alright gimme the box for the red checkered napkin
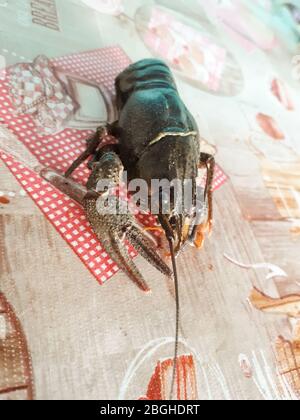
[0,47,228,285]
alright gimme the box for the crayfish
[41,59,215,398]
[53,58,215,292]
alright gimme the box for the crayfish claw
[84,195,171,292]
[84,197,151,292]
[109,232,151,293]
[128,225,172,278]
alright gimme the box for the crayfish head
[135,133,202,253]
[152,183,196,255]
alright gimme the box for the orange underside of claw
[194,230,205,249]
[144,217,214,252]
[194,220,213,249]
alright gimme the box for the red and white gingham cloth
[0,47,228,285]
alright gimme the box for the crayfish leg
[200,152,215,234]
[64,126,108,178]
[190,153,215,248]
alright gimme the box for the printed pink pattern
[8,55,76,135]
[144,7,227,92]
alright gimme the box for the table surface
[0,0,300,400]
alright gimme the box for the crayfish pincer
[63,59,215,292]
